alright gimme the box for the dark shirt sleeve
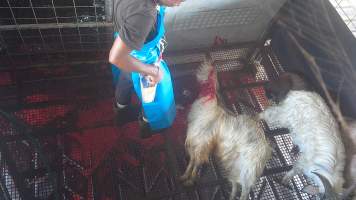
[118,7,156,50]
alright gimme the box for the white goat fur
[181,61,272,200]
[260,90,345,194]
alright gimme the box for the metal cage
[0,0,355,199]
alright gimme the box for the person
[109,0,184,138]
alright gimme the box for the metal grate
[211,48,251,61]
[212,45,316,200]
[0,0,352,198]
[164,52,207,65]
[0,157,21,200]
[329,0,356,37]
[1,38,324,199]
[214,59,245,72]
[0,0,112,70]
[0,0,106,25]
[0,41,329,200]
[0,112,60,200]
[173,7,261,31]
[0,27,112,68]
[95,45,319,200]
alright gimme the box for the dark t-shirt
[113,0,157,50]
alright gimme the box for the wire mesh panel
[0,0,353,199]
[0,111,60,200]
[0,28,111,70]
[0,0,112,70]
[271,0,356,118]
[0,0,106,25]
[92,44,321,200]
[0,56,114,199]
[0,40,342,200]
[329,0,356,37]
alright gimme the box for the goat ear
[302,185,320,195]
[265,75,293,102]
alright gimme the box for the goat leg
[282,168,299,185]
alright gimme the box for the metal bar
[263,166,293,176]
[0,6,99,9]
[105,0,114,22]
[221,81,268,91]
[72,0,84,51]
[93,0,100,49]
[28,0,51,63]
[0,22,113,31]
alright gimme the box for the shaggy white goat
[181,60,272,200]
[307,121,356,200]
[259,73,345,197]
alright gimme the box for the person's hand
[146,64,163,86]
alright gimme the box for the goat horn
[311,171,338,199]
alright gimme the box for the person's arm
[109,36,163,84]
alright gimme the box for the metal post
[0,22,113,31]
[105,0,114,23]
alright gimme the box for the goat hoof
[182,179,195,187]
[179,175,188,182]
[281,176,291,186]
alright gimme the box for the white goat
[181,60,272,200]
[259,72,345,198]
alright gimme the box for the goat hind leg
[180,156,202,186]
[181,138,214,185]
[229,182,241,200]
[180,156,196,182]
[239,176,256,200]
[182,159,200,186]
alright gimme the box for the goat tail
[196,58,216,83]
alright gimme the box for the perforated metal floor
[91,44,318,200]
[0,44,318,200]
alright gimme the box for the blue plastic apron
[111,6,176,131]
